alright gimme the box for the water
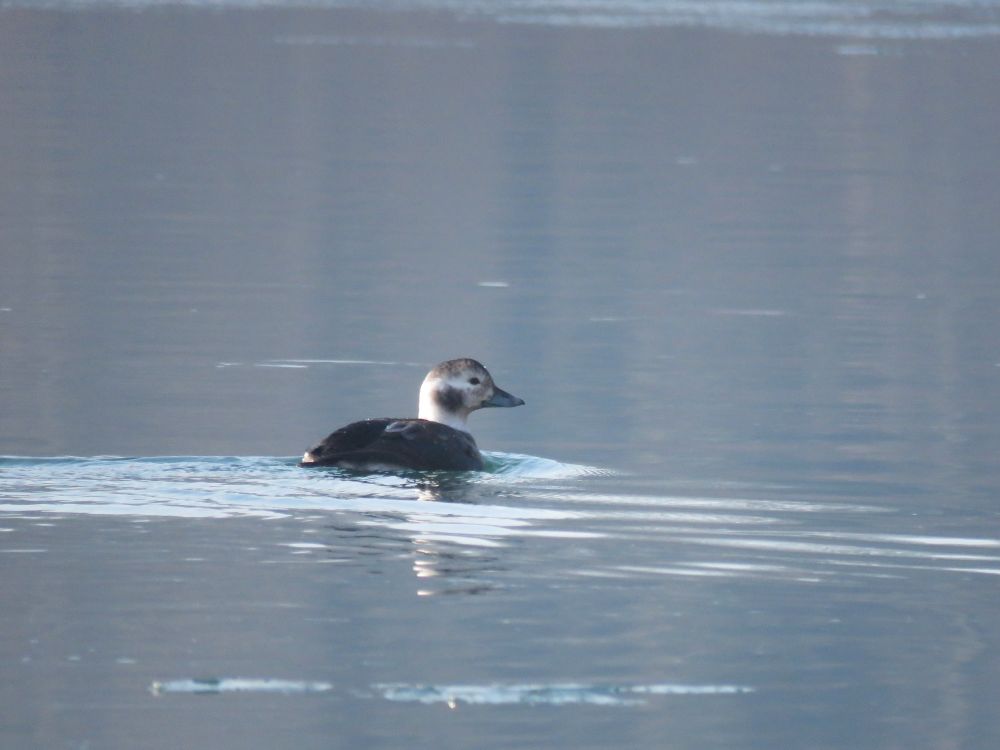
[2,1,1000,748]
[4,454,996,746]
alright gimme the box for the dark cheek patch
[435,386,464,412]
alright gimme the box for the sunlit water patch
[273,33,477,49]
[151,678,334,695]
[477,0,1000,38]
[5,0,1000,39]
[0,455,602,558]
[149,678,753,705]
[2,456,996,584]
[375,681,755,706]
[216,358,426,370]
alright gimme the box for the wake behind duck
[299,358,524,472]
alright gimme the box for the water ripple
[3,456,996,582]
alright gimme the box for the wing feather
[300,419,484,471]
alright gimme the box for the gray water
[2,2,1000,748]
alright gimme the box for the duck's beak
[483,386,525,408]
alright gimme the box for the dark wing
[300,418,484,471]
[304,418,397,459]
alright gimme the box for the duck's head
[418,358,525,431]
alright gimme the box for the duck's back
[299,418,485,471]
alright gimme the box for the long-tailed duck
[299,358,524,472]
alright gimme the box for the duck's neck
[418,386,471,433]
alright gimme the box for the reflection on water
[0,453,598,517]
[4,451,994,745]
[3,456,997,589]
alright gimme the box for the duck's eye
[468,377,481,385]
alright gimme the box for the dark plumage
[300,418,485,471]
[299,358,524,472]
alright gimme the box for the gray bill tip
[484,386,524,408]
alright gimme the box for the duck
[299,358,524,472]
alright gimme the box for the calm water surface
[1,2,1000,749]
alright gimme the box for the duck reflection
[308,468,574,596]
